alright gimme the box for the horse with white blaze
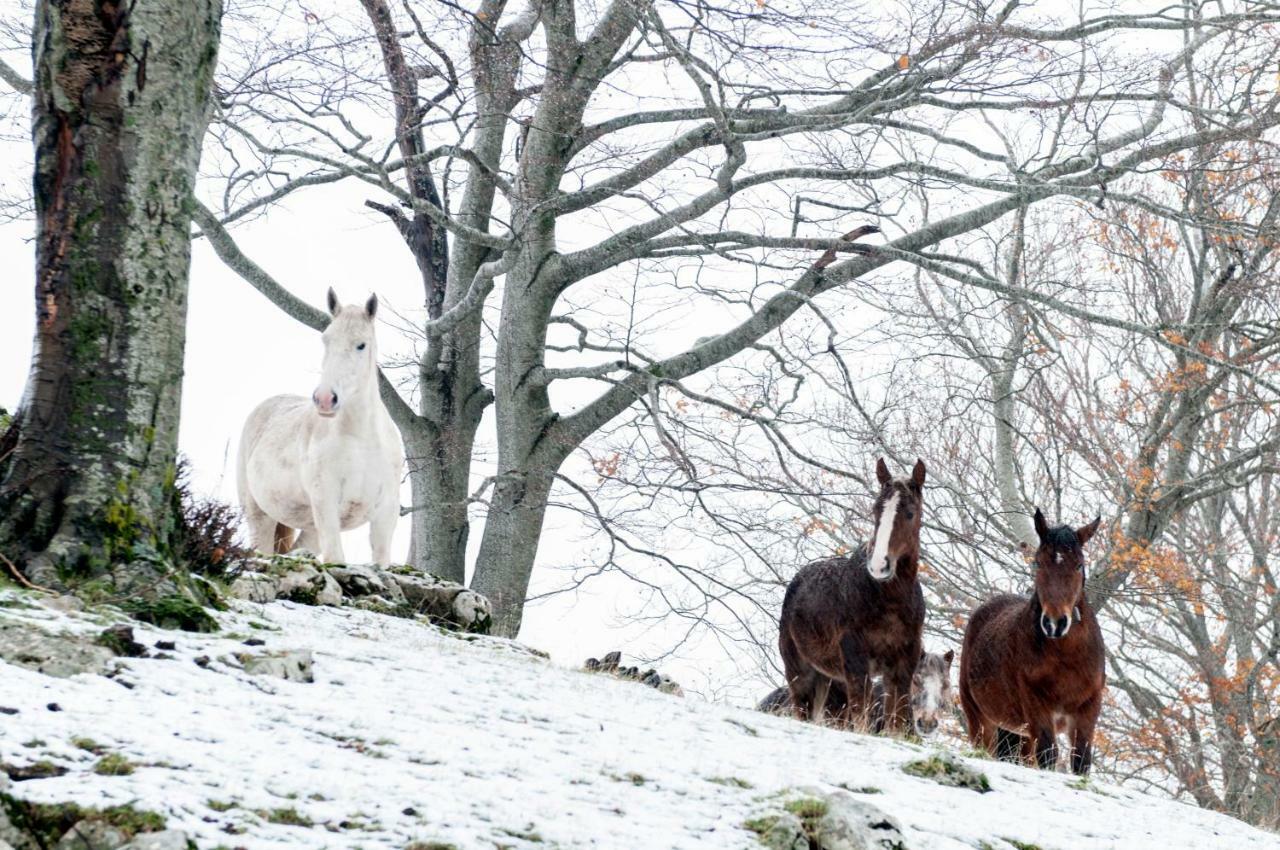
[237,289,405,566]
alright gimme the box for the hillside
[0,587,1275,850]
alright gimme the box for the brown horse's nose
[1040,612,1071,639]
[915,717,939,735]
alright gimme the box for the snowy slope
[0,589,1275,850]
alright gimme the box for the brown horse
[959,509,1105,774]
[779,458,926,732]
[759,649,954,736]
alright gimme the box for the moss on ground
[123,594,217,632]
[903,753,991,793]
[0,794,165,848]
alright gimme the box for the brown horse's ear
[1076,516,1102,546]
[327,287,340,317]
[911,458,926,490]
[1033,508,1049,541]
[943,649,954,666]
[365,293,378,319]
[875,457,892,486]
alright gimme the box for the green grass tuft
[261,806,313,827]
[903,753,991,793]
[93,753,136,776]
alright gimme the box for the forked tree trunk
[0,0,222,587]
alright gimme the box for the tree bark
[0,0,222,586]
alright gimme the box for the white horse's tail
[273,524,294,554]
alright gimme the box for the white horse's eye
[356,343,366,351]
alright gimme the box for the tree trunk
[0,0,222,586]
[471,464,556,637]
[404,416,480,583]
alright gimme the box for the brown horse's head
[910,649,954,736]
[866,457,926,581]
[1031,508,1101,639]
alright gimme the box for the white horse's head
[313,288,378,418]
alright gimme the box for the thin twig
[0,550,55,594]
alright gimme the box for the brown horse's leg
[811,677,831,724]
[836,636,875,730]
[958,678,987,749]
[1070,695,1102,775]
[1026,724,1058,770]
[881,664,912,735]
[780,627,816,721]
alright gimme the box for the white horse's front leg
[312,501,346,565]
[369,497,398,568]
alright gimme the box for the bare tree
[185,0,1280,636]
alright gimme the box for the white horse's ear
[365,294,378,319]
[327,287,340,317]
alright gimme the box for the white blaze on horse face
[913,677,944,734]
[314,308,375,418]
[868,489,900,580]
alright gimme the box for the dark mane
[1042,525,1079,550]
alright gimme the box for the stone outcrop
[0,621,118,679]
[226,555,492,634]
[583,650,684,696]
[747,787,907,850]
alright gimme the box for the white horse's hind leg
[240,487,281,556]
[292,528,320,555]
[369,499,398,567]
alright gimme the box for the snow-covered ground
[1,589,1276,850]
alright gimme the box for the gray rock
[799,787,906,850]
[227,573,278,604]
[42,595,85,614]
[390,571,491,632]
[241,650,314,683]
[328,564,405,603]
[116,831,191,850]
[0,791,36,850]
[450,590,492,632]
[278,565,342,607]
[0,621,117,678]
[750,811,808,850]
[54,820,127,850]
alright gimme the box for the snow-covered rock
[0,587,1276,850]
[226,556,491,632]
[238,649,314,683]
[0,619,117,678]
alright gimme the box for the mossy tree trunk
[0,0,223,588]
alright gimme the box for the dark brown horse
[959,509,1105,774]
[779,458,926,732]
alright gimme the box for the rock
[54,819,127,850]
[449,590,492,632]
[0,781,37,850]
[116,830,191,850]
[810,788,906,850]
[329,564,405,603]
[277,565,343,607]
[748,811,808,850]
[240,650,314,683]
[42,596,84,614]
[95,626,147,658]
[386,570,491,632]
[0,621,117,678]
[227,573,278,604]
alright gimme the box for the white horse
[237,289,405,566]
